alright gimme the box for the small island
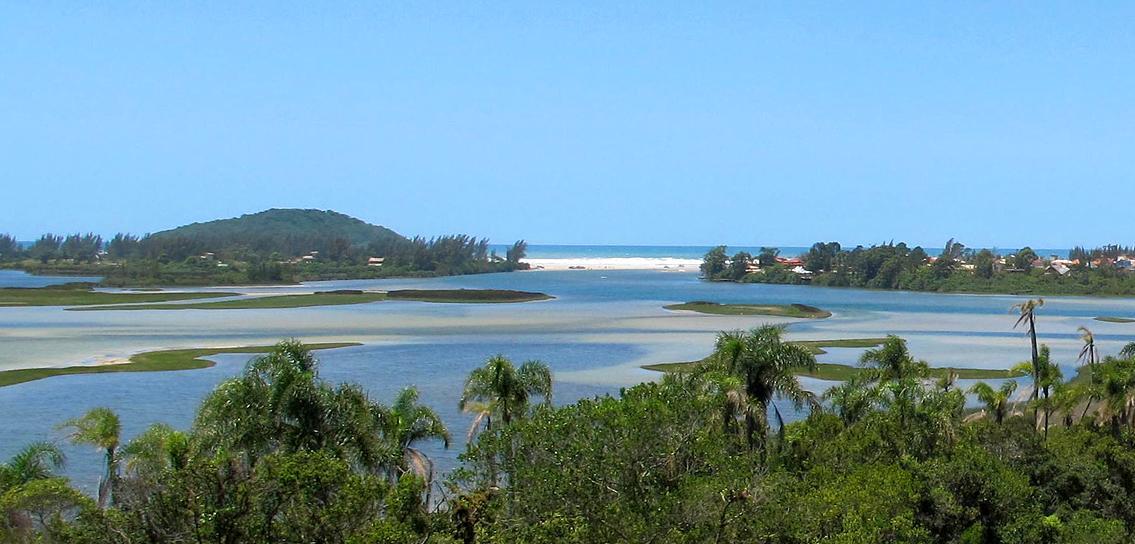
[0,283,240,307]
[68,288,553,311]
[0,342,361,387]
[385,289,553,303]
[665,301,831,319]
[1095,316,1135,323]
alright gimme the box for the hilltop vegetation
[149,208,405,254]
[0,209,530,286]
[701,239,1135,296]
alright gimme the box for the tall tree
[727,251,753,280]
[459,356,552,430]
[1012,298,1044,424]
[0,234,20,261]
[121,423,190,480]
[1013,346,1063,438]
[381,387,450,482]
[701,245,728,278]
[194,340,386,472]
[757,247,780,268]
[59,407,121,508]
[0,443,64,491]
[1013,247,1039,271]
[711,326,817,454]
[968,381,1018,424]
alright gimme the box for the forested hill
[1,208,530,285]
[150,209,406,257]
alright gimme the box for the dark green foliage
[700,245,728,278]
[703,240,1135,295]
[150,208,405,257]
[803,241,841,272]
[29,234,63,264]
[0,234,20,262]
[14,339,1135,542]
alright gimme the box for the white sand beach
[522,257,703,271]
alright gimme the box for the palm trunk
[1043,388,1050,440]
[97,447,115,508]
[1029,315,1040,426]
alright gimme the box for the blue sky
[1,2,1132,247]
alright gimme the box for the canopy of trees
[702,240,1135,296]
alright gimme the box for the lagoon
[1,268,1134,493]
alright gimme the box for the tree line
[7,305,1135,542]
[0,230,530,286]
[701,240,1135,295]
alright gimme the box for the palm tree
[122,423,190,479]
[0,442,64,491]
[459,355,553,433]
[858,336,928,433]
[59,407,121,508]
[711,326,817,454]
[194,340,387,472]
[1121,342,1135,360]
[381,387,450,482]
[1013,346,1063,438]
[823,375,878,426]
[968,381,1018,424]
[1,442,69,535]
[1098,356,1135,434]
[1011,298,1044,422]
[859,335,929,382]
[1075,327,1104,421]
[1078,326,1098,374]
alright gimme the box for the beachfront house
[367,257,385,267]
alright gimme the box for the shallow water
[1,268,1133,492]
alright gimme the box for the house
[301,255,315,262]
[776,257,804,267]
[367,257,385,267]
[1045,263,1071,276]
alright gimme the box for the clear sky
[2,2,1132,248]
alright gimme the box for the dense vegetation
[0,209,530,286]
[700,240,1135,295]
[8,305,1135,542]
[6,302,1135,540]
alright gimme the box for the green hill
[154,209,404,246]
[149,209,406,257]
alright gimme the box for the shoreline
[522,257,703,271]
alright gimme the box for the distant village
[741,252,1135,280]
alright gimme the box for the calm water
[1,266,1132,492]
[0,270,101,288]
